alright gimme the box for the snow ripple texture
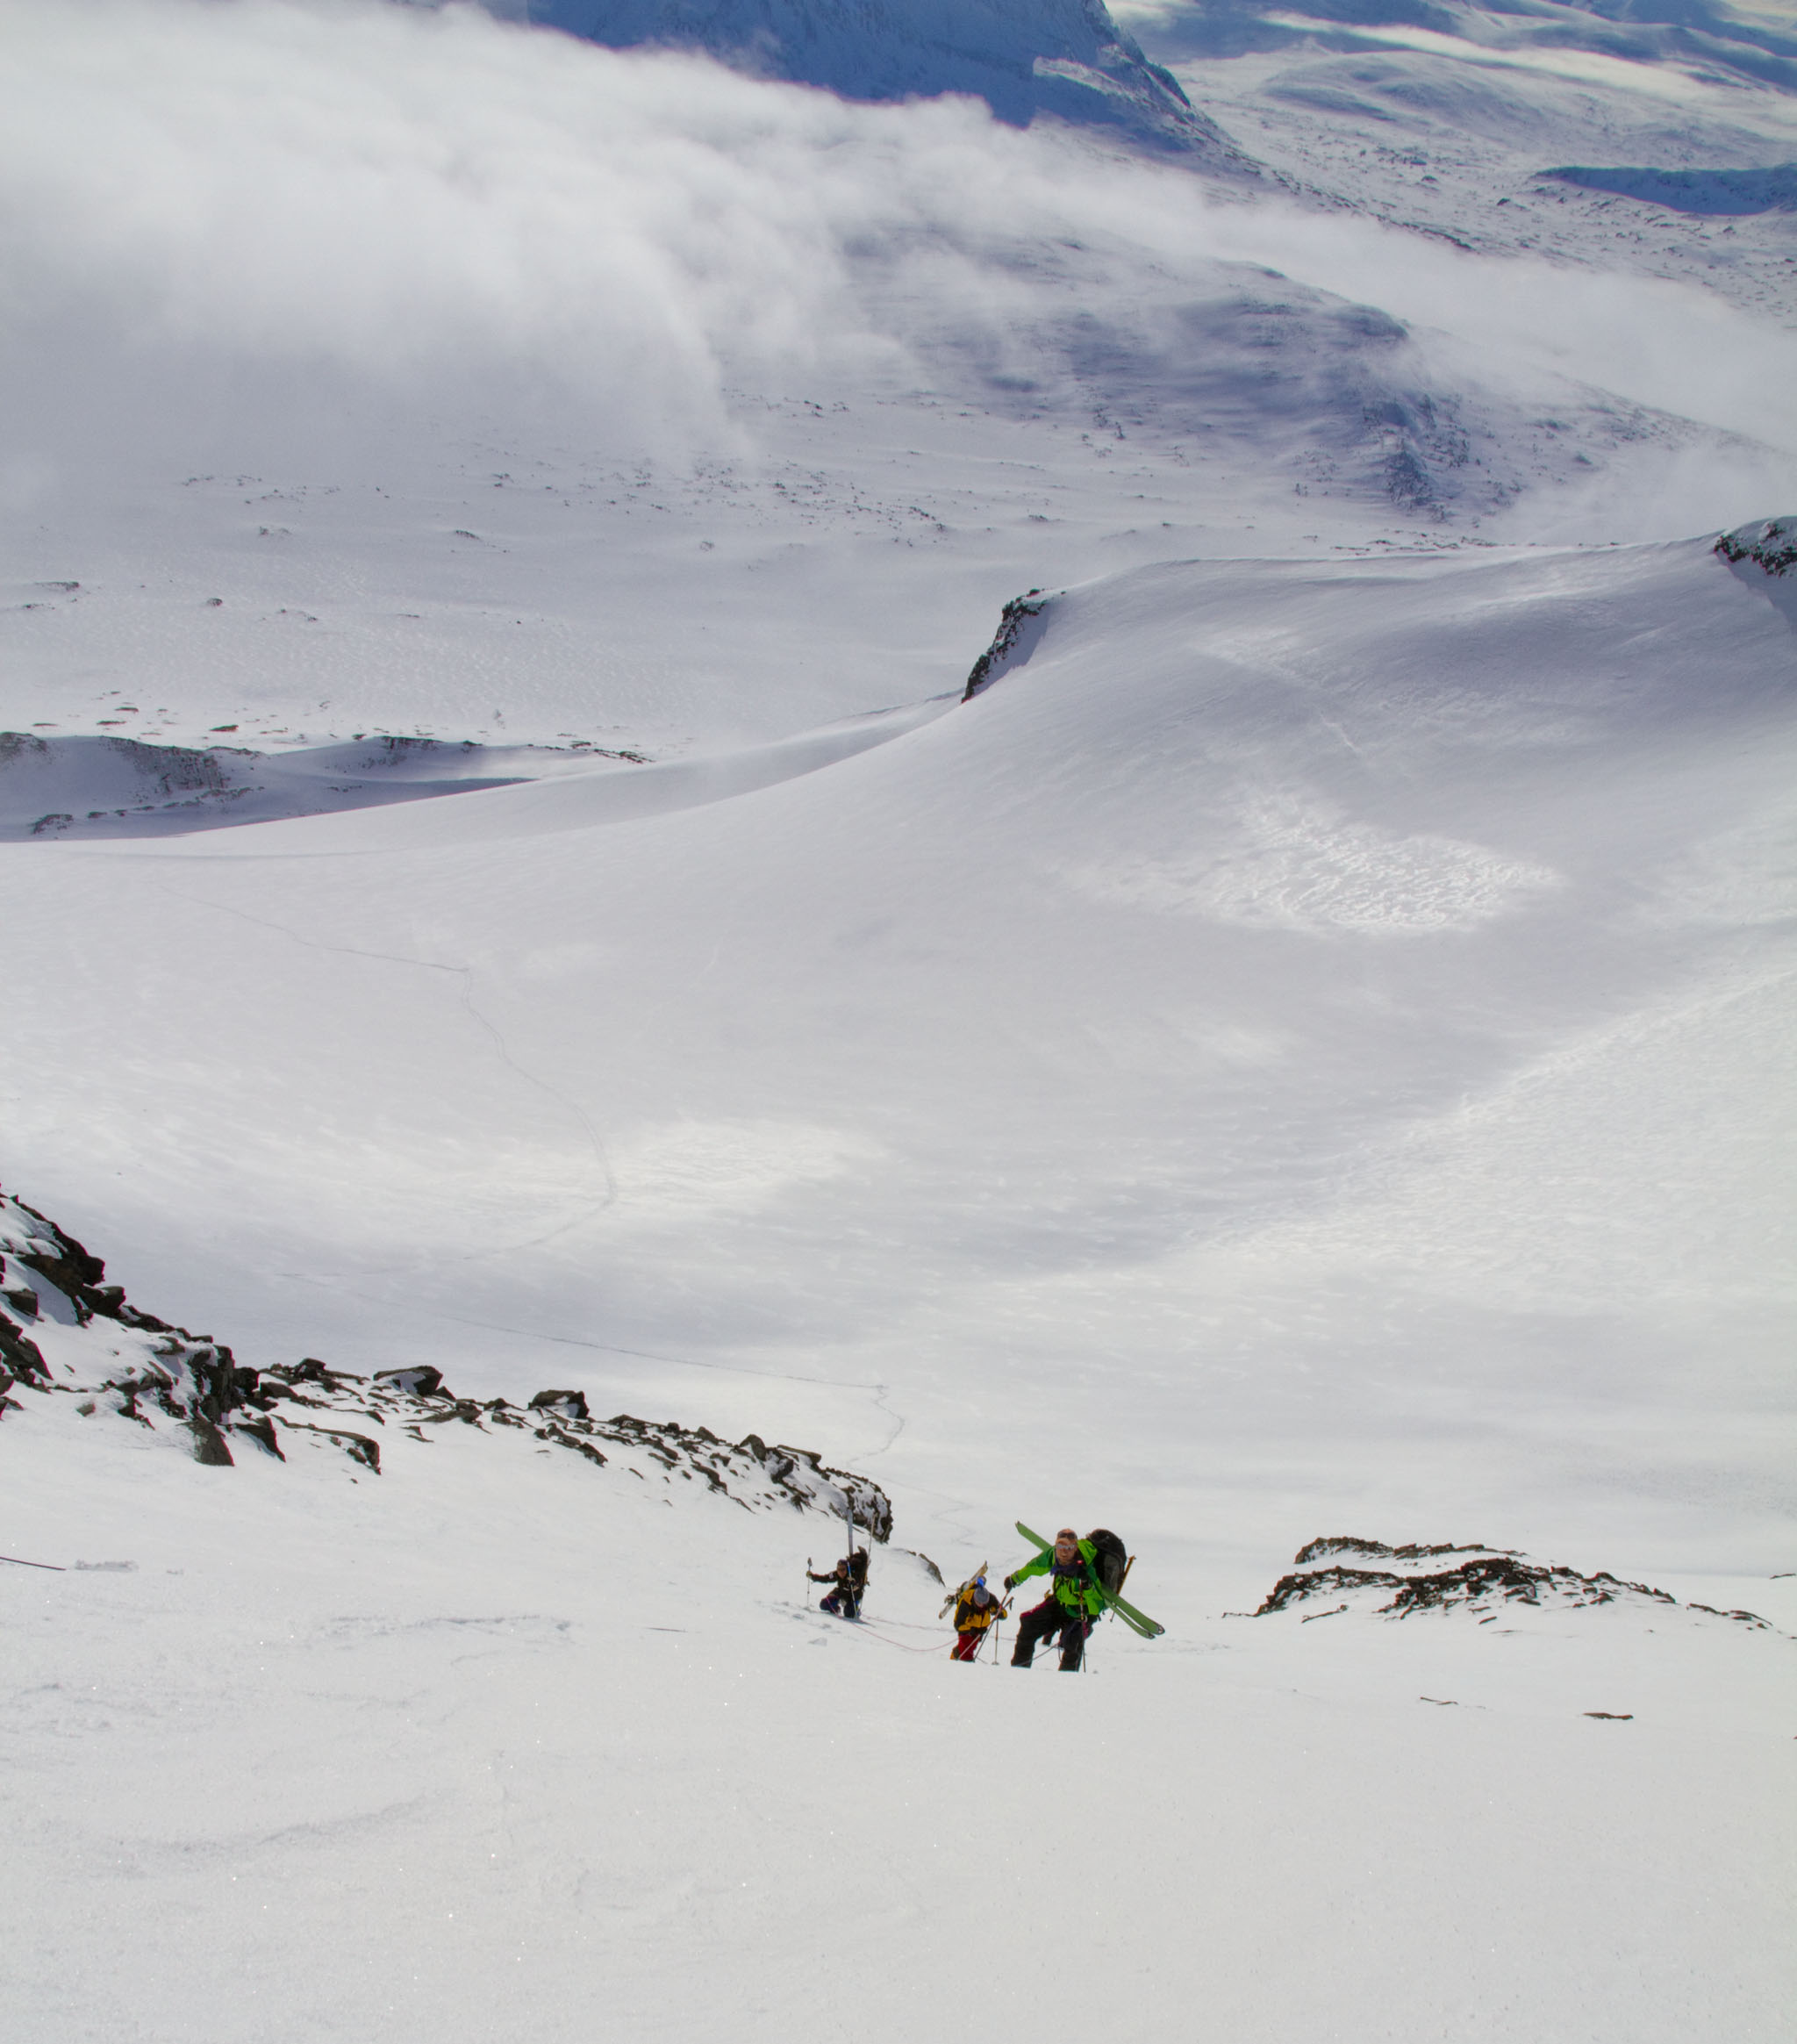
[1068,792,1563,935]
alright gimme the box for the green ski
[1014,1520,1165,1639]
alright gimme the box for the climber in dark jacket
[808,1547,869,1617]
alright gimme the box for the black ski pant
[1011,1600,1088,1671]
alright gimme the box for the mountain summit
[526,0,1247,154]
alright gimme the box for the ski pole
[841,1495,856,1618]
[805,1555,813,1608]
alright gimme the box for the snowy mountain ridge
[1116,0,1797,93]
[519,0,1249,154]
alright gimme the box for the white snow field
[3,2,1796,2040]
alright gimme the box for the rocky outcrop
[963,591,1049,699]
[0,1194,173,1333]
[1292,1535,1504,1566]
[1,1184,892,1536]
[1254,1536,1769,1628]
[1715,516,1797,577]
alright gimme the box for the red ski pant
[950,1630,987,1660]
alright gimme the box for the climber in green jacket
[1005,1528,1106,1671]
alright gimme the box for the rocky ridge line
[1256,1536,1768,1628]
[0,1187,891,1539]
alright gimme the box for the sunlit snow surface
[3,3,1795,2040]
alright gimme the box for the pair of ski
[1013,1522,1165,1639]
[939,1561,1007,1621]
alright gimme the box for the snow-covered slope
[526,0,1243,153]
[1121,0,1797,323]
[7,526,1792,1564]
[5,6,1795,2037]
[6,1187,1793,2043]
[1120,0,1797,91]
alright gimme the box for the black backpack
[1085,1529,1128,1598]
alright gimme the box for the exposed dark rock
[233,1414,285,1460]
[1715,515,1797,576]
[529,1388,591,1420]
[282,1421,382,1474]
[1,1268,40,1318]
[4,1196,107,1312]
[0,1309,48,1383]
[537,1422,608,1468]
[189,1416,235,1467]
[1256,1538,1771,1629]
[964,592,1048,700]
[1292,1536,1501,1566]
[1686,1602,1771,1625]
[376,1365,446,1399]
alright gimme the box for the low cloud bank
[0,0,1791,519]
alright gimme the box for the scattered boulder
[376,1365,446,1399]
[528,1388,590,1420]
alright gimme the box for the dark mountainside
[527,0,1256,155]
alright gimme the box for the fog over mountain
[520,0,1244,148]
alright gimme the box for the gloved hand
[1002,1575,1015,1591]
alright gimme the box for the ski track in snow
[150,879,624,1261]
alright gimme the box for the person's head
[972,1581,992,1607]
[1054,1528,1078,1559]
